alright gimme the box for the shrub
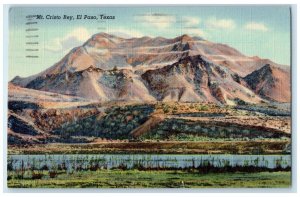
[197,105,209,111]
[162,104,170,113]
[49,171,57,178]
[112,66,118,71]
[31,171,43,179]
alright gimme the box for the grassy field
[8,140,290,155]
[7,170,291,188]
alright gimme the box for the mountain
[141,55,262,103]
[11,33,290,104]
[244,64,291,102]
[21,66,156,102]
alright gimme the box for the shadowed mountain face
[141,55,262,103]
[11,33,290,104]
[244,64,291,102]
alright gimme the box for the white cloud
[185,28,206,37]
[136,13,176,28]
[182,16,201,26]
[244,22,268,32]
[46,27,147,54]
[46,27,90,53]
[109,28,145,38]
[205,17,236,29]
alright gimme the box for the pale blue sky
[9,6,291,79]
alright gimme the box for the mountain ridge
[10,33,291,104]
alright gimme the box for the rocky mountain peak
[177,34,193,42]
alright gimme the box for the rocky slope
[244,64,291,102]
[141,55,262,104]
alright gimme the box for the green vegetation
[139,117,289,141]
[155,102,212,114]
[141,134,290,142]
[7,170,291,188]
[197,105,209,111]
[54,104,154,140]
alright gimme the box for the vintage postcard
[7,5,292,188]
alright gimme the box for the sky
[8,6,291,79]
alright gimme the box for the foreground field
[7,100,291,188]
[7,170,291,188]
